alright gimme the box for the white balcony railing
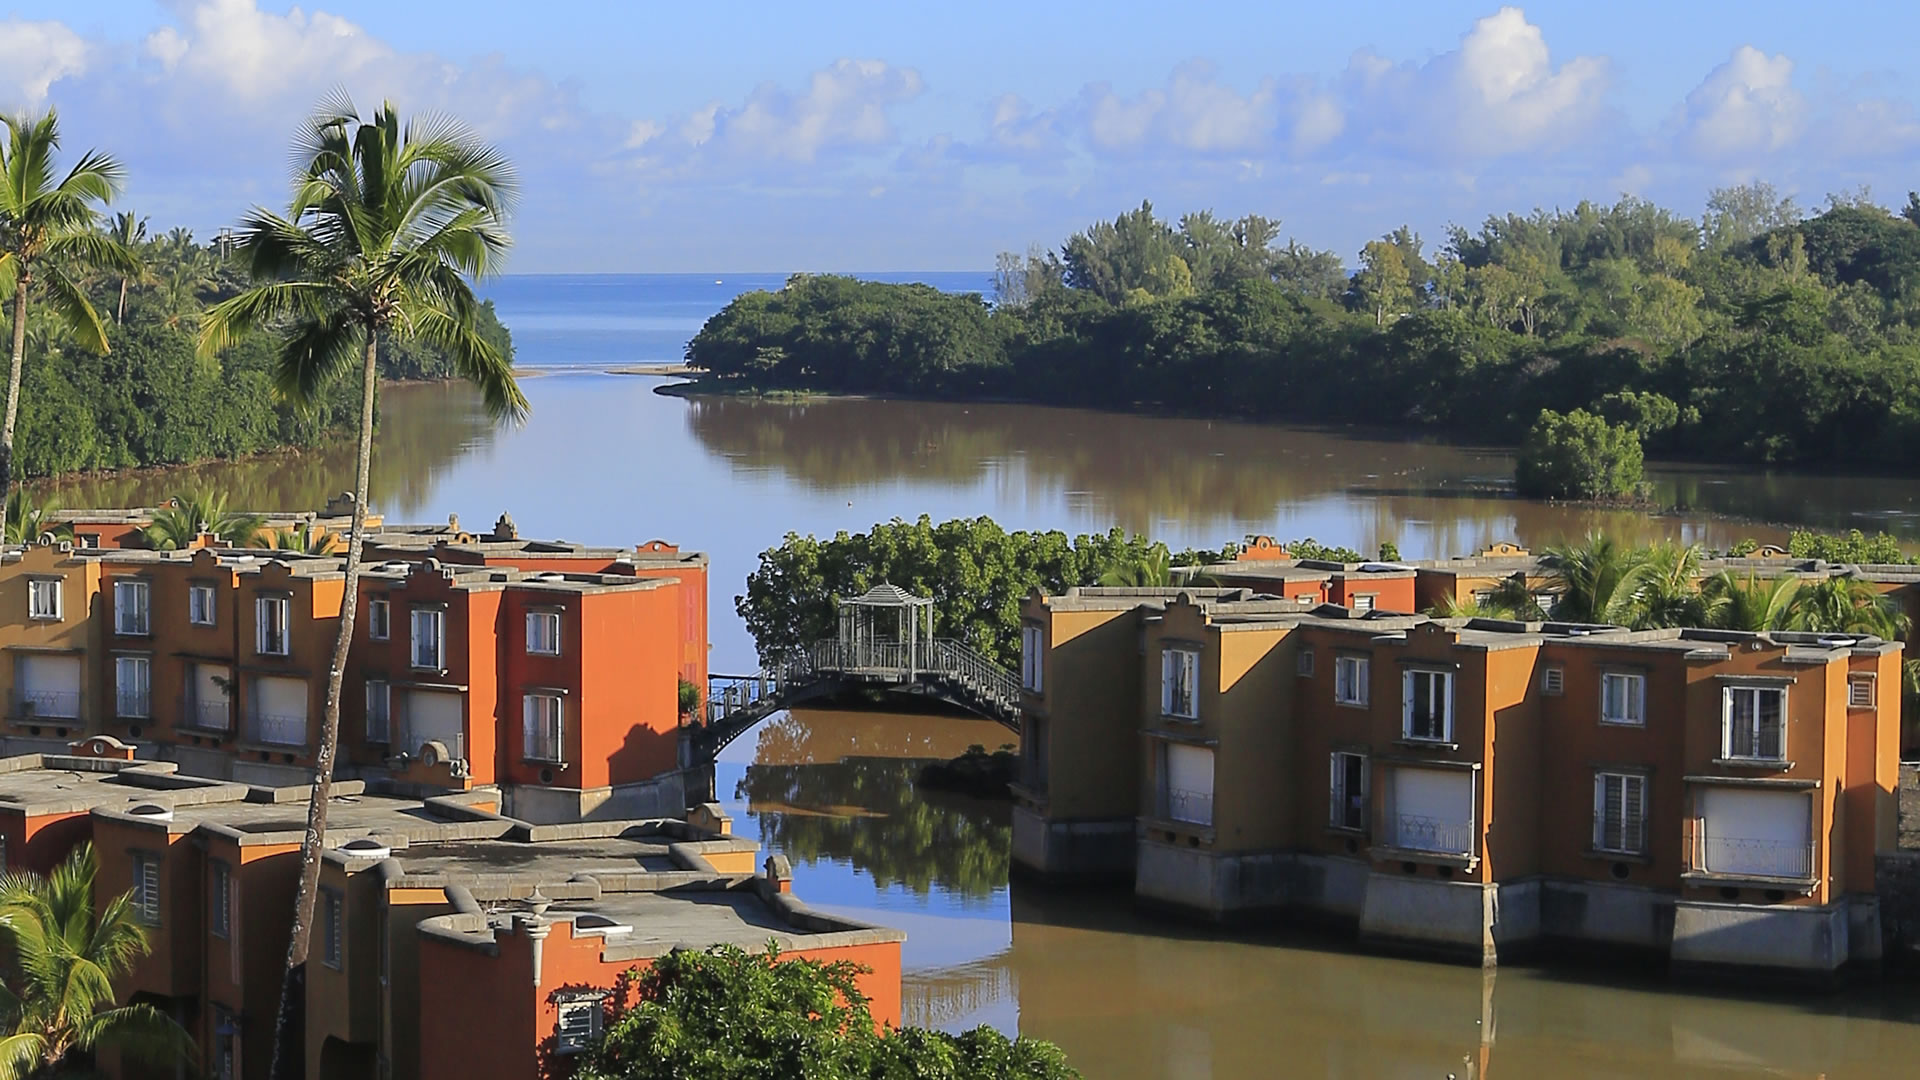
[1389,814,1474,856]
[115,691,151,719]
[247,712,308,747]
[1161,787,1214,827]
[11,689,80,720]
[181,697,231,733]
[1693,833,1814,881]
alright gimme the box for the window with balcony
[27,578,60,621]
[1600,672,1645,726]
[365,680,390,743]
[523,694,564,763]
[1157,741,1214,827]
[185,662,232,733]
[1329,751,1368,831]
[1334,654,1369,706]
[189,583,216,626]
[114,579,150,636]
[368,599,391,641]
[555,994,606,1054]
[321,887,343,969]
[1401,669,1453,742]
[115,655,150,719]
[132,852,161,926]
[1694,786,1811,880]
[1161,647,1199,720]
[411,608,444,670]
[1592,772,1646,855]
[1020,624,1044,693]
[255,595,290,656]
[1386,767,1474,857]
[526,610,562,656]
[210,860,231,939]
[1723,685,1786,761]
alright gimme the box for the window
[114,579,150,635]
[1296,648,1315,677]
[1158,742,1214,826]
[132,852,161,926]
[321,887,343,969]
[1592,772,1647,855]
[1541,666,1564,695]
[1334,654,1369,706]
[255,595,289,656]
[115,656,151,718]
[1600,672,1645,726]
[189,583,216,626]
[1402,669,1453,742]
[1849,674,1877,709]
[27,578,60,621]
[1160,647,1199,720]
[1330,752,1368,831]
[1723,686,1787,761]
[410,608,444,670]
[523,694,564,763]
[555,995,605,1054]
[365,680,391,743]
[1020,624,1044,693]
[368,599,391,641]
[526,610,562,656]
[1352,594,1375,613]
[210,861,231,939]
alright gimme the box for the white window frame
[1329,751,1368,831]
[255,595,290,657]
[368,598,391,642]
[189,583,217,627]
[523,694,565,763]
[1401,669,1454,743]
[555,995,605,1054]
[26,577,61,621]
[210,860,231,939]
[115,655,151,719]
[1722,685,1787,762]
[1592,771,1647,855]
[132,851,161,927]
[1600,671,1646,727]
[1334,654,1369,707]
[410,608,445,671]
[114,579,150,636]
[525,610,562,656]
[321,886,343,969]
[1849,674,1876,709]
[1020,624,1044,693]
[365,680,391,743]
[1161,647,1199,720]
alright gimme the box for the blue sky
[5,1,1918,272]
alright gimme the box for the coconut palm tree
[140,491,263,549]
[1616,542,1708,630]
[2,489,68,545]
[0,843,195,1078]
[1100,544,1174,587]
[1540,533,1647,625]
[1787,576,1911,638]
[1433,573,1544,620]
[269,521,336,554]
[0,109,137,541]
[197,95,523,1080]
[1699,571,1800,632]
[107,210,148,323]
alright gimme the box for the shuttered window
[556,996,605,1053]
[210,861,231,939]
[1849,674,1877,709]
[321,887,343,969]
[1593,772,1647,855]
[132,852,161,926]
[1334,655,1369,706]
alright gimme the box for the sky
[4,0,1920,273]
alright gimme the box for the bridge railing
[701,635,1021,735]
[923,638,1021,717]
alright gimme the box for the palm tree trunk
[117,277,128,324]
[268,334,377,1080]
[1,274,30,546]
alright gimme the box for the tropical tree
[268,522,337,555]
[106,210,148,323]
[1099,543,1173,587]
[0,843,195,1078]
[1432,573,1543,620]
[1699,571,1800,632]
[197,95,524,1080]
[1540,534,1647,625]
[1617,542,1708,629]
[140,491,263,549]
[0,109,137,539]
[1787,576,1911,638]
[1,489,68,545]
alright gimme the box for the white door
[406,690,464,757]
[15,654,81,717]
[1389,768,1474,854]
[251,676,309,745]
[1699,787,1811,878]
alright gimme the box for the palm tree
[0,110,136,542]
[1699,571,1800,632]
[269,521,336,554]
[197,95,523,1080]
[1616,542,1707,630]
[0,843,195,1078]
[140,491,264,549]
[2,489,68,545]
[1787,576,1912,638]
[1100,544,1174,587]
[107,210,148,323]
[1433,573,1545,620]
[1540,533,1647,625]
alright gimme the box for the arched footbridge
[682,585,1021,764]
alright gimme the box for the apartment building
[1015,587,1901,978]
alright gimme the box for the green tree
[1514,408,1644,500]
[1,489,67,545]
[197,96,525,1080]
[0,843,195,1079]
[1787,577,1911,637]
[0,109,137,539]
[1617,542,1707,629]
[1352,240,1412,327]
[105,211,148,324]
[571,944,1077,1080]
[140,490,264,549]
[1540,534,1647,625]
[1700,571,1800,631]
[268,522,336,554]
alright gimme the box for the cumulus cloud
[1081,61,1281,154]
[0,18,89,107]
[627,59,923,173]
[1676,46,1803,159]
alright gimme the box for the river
[46,273,1920,1076]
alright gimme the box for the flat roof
[391,836,681,879]
[552,889,794,950]
[0,757,238,815]
[160,790,464,842]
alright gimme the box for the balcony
[180,696,232,734]
[1689,834,1815,884]
[115,691,151,719]
[1386,814,1475,858]
[394,726,464,764]
[1159,787,1214,828]
[246,713,308,747]
[10,689,81,721]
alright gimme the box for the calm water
[48,272,1920,1076]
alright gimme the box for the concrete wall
[1011,805,1133,879]
[1670,899,1849,975]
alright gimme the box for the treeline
[10,226,511,479]
[687,186,1920,466]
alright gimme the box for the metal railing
[246,712,307,747]
[1692,834,1814,881]
[10,689,81,720]
[1161,787,1214,827]
[1389,814,1474,856]
[395,726,464,763]
[115,691,151,719]
[180,697,232,733]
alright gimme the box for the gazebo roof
[845,583,932,607]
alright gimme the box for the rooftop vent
[533,572,567,583]
[339,837,392,860]
[571,913,632,939]
[127,802,174,823]
[1817,635,1856,648]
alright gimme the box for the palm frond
[37,266,110,354]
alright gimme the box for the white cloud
[0,18,89,107]
[1081,61,1281,154]
[143,0,389,100]
[633,59,922,170]
[1676,45,1803,159]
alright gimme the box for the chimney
[490,512,518,542]
[764,853,793,894]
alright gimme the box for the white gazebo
[835,584,936,677]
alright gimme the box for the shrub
[1514,408,1645,500]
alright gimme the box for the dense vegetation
[570,944,1078,1080]
[687,186,1920,467]
[8,224,511,480]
